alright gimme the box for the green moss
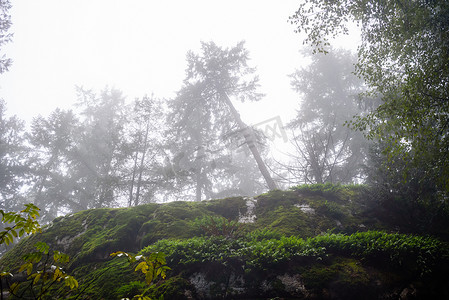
[0,204,160,272]
[115,281,147,299]
[258,205,310,236]
[3,184,448,299]
[68,206,157,267]
[291,183,368,204]
[138,201,214,247]
[70,256,141,299]
[256,190,300,212]
[145,276,195,300]
[315,200,349,220]
[140,219,197,247]
[204,196,247,220]
[302,257,370,294]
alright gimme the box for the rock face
[1,185,449,299]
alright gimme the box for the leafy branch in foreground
[6,242,78,299]
[0,203,41,246]
[110,251,170,300]
[0,204,78,299]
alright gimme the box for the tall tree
[285,49,369,184]
[0,0,12,73]
[72,87,129,209]
[27,90,167,213]
[167,80,236,201]
[0,1,29,212]
[125,96,166,206]
[27,109,81,220]
[167,41,276,201]
[290,1,449,205]
[0,100,28,211]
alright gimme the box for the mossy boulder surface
[1,184,449,299]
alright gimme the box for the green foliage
[0,0,12,73]
[363,141,449,238]
[14,242,78,296]
[110,251,170,300]
[0,204,80,299]
[245,228,283,241]
[143,231,448,275]
[1,242,78,299]
[0,100,27,212]
[0,203,41,246]
[290,0,449,204]
[2,188,445,298]
[167,41,271,201]
[309,231,449,275]
[287,48,369,184]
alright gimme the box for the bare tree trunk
[128,150,139,207]
[221,92,278,190]
[134,122,150,206]
[194,145,205,201]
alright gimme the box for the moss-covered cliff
[1,185,449,299]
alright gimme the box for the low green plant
[245,229,283,241]
[143,230,449,275]
[193,215,244,239]
[308,231,449,274]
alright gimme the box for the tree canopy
[0,0,11,73]
[286,48,369,184]
[290,0,449,199]
[167,41,272,201]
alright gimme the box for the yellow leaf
[145,271,154,285]
[27,264,33,275]
[53,268,62,281]
[65,276,79,289]
[10,282,19,294]
[33,273,41,285]
[135,261,148,273]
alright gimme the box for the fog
[0,1,370,222]
[2,1,305,124]
[1,1,449,298]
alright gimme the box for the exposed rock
[56,218,88,251]
[295,203,316,214]
[1,186,448,299]
[277,273,308,297]
[400,285,417,299]
[238,197,257,223]
[189,272,211,298]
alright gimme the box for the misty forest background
[0,0,448,238]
